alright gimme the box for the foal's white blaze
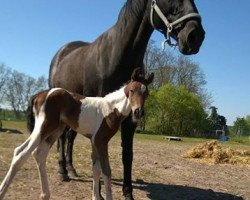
[141,84,146,94]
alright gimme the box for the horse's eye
[130,90,134,96]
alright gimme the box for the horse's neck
[104,86,131,117]
[98,0,153,65]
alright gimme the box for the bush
[145,83,209,136]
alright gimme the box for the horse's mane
[118,0,146,22]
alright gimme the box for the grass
[1,120,27,133]
[1,120,249,147]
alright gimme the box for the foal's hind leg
[33,126,65,200]
[33,141,51,200]
[0,131,41,199]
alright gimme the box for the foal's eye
[130,90,134,95]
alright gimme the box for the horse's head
[125,68,154,122]
[150,0,205,55]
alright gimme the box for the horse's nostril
[187,30,197,45]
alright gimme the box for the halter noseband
[150,0,201,48]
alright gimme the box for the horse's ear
[131,67,144,81]
[146,73,154,84]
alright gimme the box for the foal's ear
[131,67,144,81]
[146,73,154,84]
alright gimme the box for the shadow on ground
[0,128,23,134]
[112,179,244,200]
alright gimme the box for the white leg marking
[33,141,51,200]
[103,174,113,200]
[0,133,42,199]
[0,113,45,199]
[92,160,101,200]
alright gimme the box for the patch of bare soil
[0,133,249,200]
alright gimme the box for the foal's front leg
[91,145,102,200]
[96,143,113,200]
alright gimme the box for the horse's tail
[26,94,37,134]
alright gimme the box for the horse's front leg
[65,129,78,178]
[121,115,136,200]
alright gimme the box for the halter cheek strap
[150,0,201,48]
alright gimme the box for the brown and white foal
[0,68,153,200]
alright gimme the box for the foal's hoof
[124,193,134,200]
[58,173,70,182]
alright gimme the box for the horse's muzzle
[178,20,205,55]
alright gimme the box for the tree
[0,64,11,105]
[4,70,47,119]
[144,40,212,108]
[145,83,208,136]
[233,117,250,136]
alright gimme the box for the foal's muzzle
[133,108,145,119]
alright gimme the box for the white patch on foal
[76,86,131,138]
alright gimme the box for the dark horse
[49,0,205,199]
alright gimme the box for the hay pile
[183,140,250,165]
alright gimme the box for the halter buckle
[151,0,156,7]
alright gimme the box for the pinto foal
[0,69,153,200]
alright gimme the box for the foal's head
[125,68,154,122]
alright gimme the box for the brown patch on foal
[34,89,85,140]
[94,108,123,144]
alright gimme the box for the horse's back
[49,41,90,92]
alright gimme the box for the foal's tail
[27,90,50,133]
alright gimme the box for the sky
[0,0,249,125]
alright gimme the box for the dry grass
[183,140,250,165]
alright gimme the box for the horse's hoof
[124,193,134,200]
[58,173,70,182]
[66,166,79,179]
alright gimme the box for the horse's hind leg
[58,127,70,181]
[0,131,41,199]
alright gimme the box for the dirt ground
[0,132,249,200]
